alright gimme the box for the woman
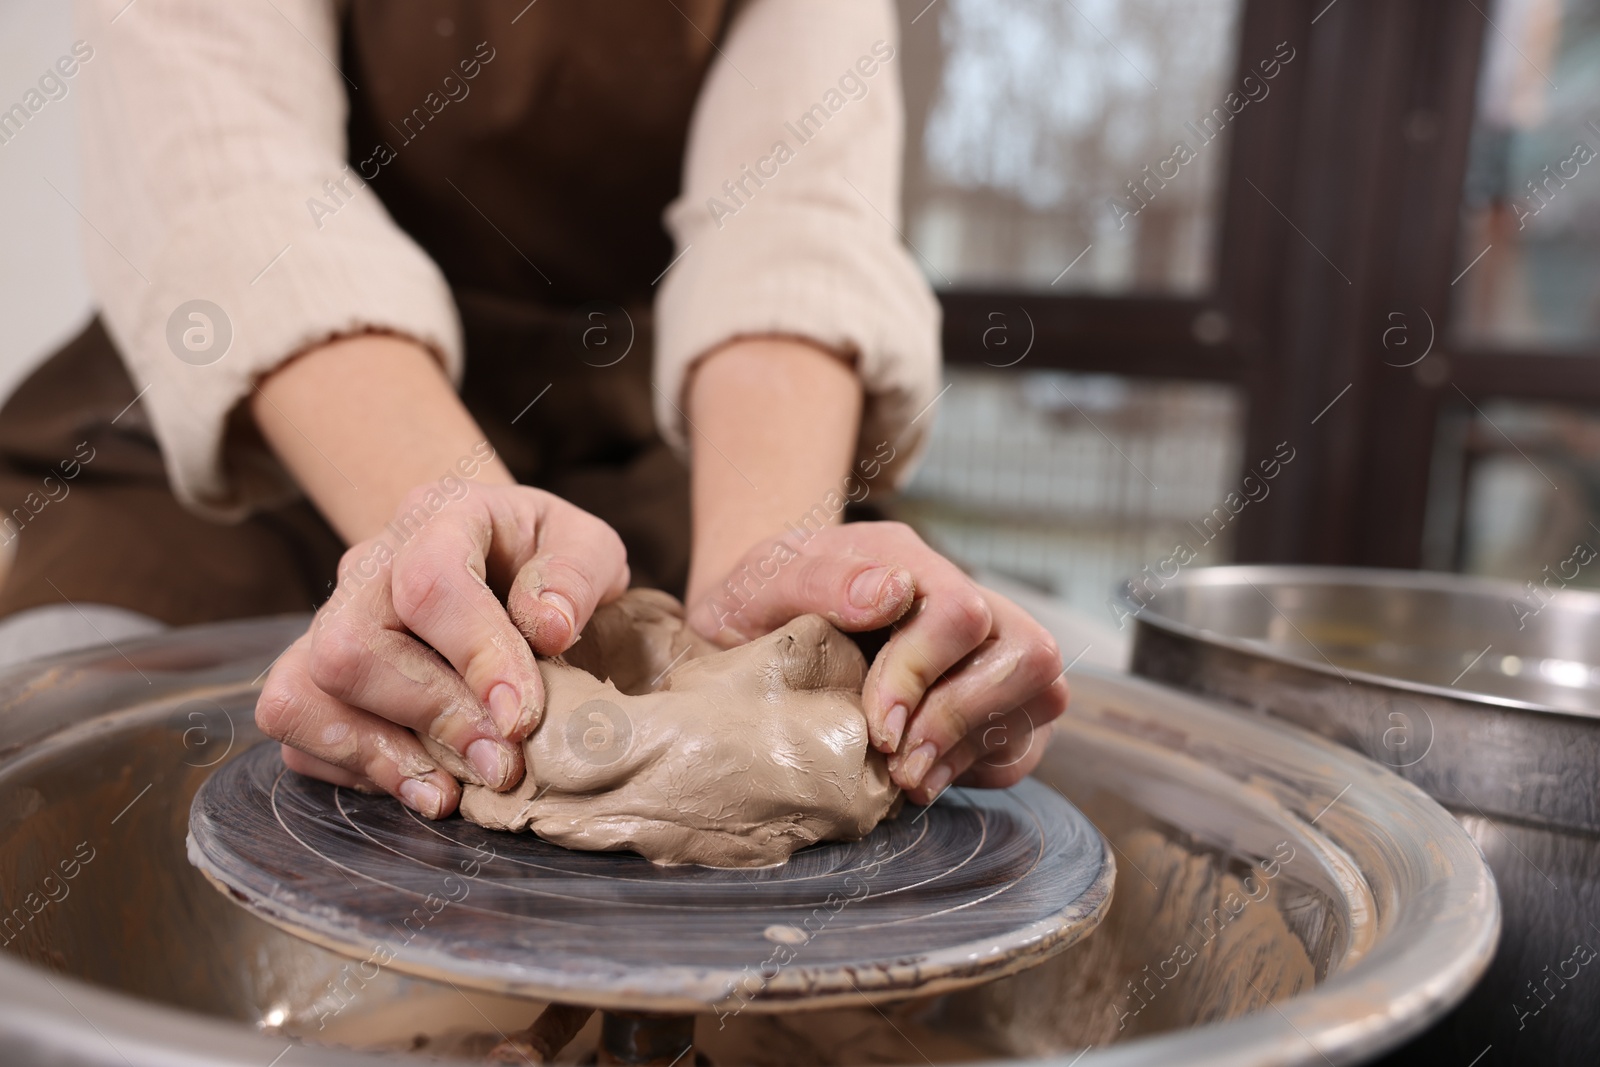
[0,0,1066,816]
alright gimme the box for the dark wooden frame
[935,0,1600,570]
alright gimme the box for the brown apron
[0,0,734,624]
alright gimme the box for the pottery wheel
[188,741,1113,1015]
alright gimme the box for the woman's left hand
[684,522,1068,805]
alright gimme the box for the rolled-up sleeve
[654,0,941,487]
[75,0,462,519]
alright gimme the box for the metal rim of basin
[1124,563,1600,718]
[1126,564,1600,833]
[1054,669,1499,1067]
[0,618,1499,1067]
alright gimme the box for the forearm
[250,335,514,543]
[683,337,863,608]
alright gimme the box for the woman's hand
[684,522,1067,806]
[255,483,629,819]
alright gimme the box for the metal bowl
[1130,563,1600,710]
[1129,565,1600,1065]
[0,618,1496,1066]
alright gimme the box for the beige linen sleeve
[654,0,941,487]
[74,0,462,520]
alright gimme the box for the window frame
[923,0,1600,569]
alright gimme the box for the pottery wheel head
[187,743,1114,1014]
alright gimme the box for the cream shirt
[73,0,940,519]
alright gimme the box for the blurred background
[5,0,1600,623]
[0,3,93,404]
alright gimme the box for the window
[899,0,1244,293]
[1453,0,1600,350]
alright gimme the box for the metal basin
[1129,564,1600,1065]
[0,618,1495,1065]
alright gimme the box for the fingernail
[882,703,908,751]
[541,591,576,640]
[487,683,523,737]
[849,566,895,610]
[398,778,444,819]
[467,738,512,788]
[922,763,954,799]
[900,742,938,789]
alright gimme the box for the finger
[891,599,1063,791]
[279,745,382,793]
[257,639,462,818]
[861,563,996,757]
[908,679,1067,803]
[960,720,1057,791]
[684,541,916,646]
[309,590,524,791]
[386,507,544,741]
[505,506,630,657]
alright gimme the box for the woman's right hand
[255,482,630,819]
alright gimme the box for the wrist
[251,333,513,542]
[684,336,861,610]
[686,528,784,613]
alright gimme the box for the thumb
[687,547,915,644]
[504,510,630,658]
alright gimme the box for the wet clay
[421,591,899,868]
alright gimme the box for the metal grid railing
[891,369,1245,619]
